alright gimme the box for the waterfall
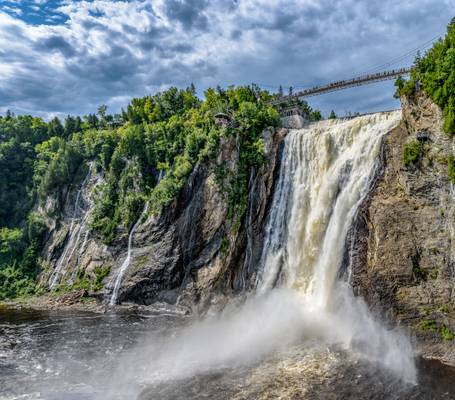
[49,169,91,289]
[89,113,416,393]
[257,111,417,381]
[109,202,149,305]
[258,112,399,300]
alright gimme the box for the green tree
[48,117,64,137]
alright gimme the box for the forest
[0,85,326,299]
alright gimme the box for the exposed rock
[39,127,287,311]
[120,128,287,310]
[350,91,455,365]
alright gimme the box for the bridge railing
[270,67,411,105]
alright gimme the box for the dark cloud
[36,35,75,57]
[163,0,209,30]
[0,0,453,118]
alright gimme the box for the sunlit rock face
[38,92,455,369]
[39,127,287,309]
[350,91,455,365]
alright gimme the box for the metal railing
[270,68,411,106]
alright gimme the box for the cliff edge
[351,90,455,365]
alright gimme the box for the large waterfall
[253,111,416,380]
[99,112,416,396]
[258,111,399,301]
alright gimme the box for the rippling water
[1,304,455,400]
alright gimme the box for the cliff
[39,127,286,311]
[350,91,455,364]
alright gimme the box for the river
[1,303,455,400]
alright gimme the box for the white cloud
[0,0,453,117]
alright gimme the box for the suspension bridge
[270,67,411,107]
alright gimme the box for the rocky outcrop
[39,128,287,311]
[350,91,455,364]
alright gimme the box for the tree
[310,110,322,121]
[329,110,337,119]
[48,117,64,137]
[74,116,82,133]
[97,104,107,120]
[64,115,77,137]
[84,114,99,129]
[97,104,108,128]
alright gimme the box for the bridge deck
[270,68,411,105]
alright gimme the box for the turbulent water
[257,111,416,380]
[3,113,455,399]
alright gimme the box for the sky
[0,0,453,119]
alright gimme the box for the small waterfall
[109,202,149,305]
[49,169,91,289]
[67,171,104,285]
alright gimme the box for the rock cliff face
[39,90,454,363]
[39,128,287,311]
[350,91,455,364]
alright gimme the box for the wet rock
[350,91,455,365]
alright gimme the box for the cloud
[0,0,453,118]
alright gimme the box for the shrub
[448,155,455,184]
[93,265,111,292]
[403,140,423,167]
[440,325,454,341]
[418,319,437,331]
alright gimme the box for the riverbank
[0,290,191,316]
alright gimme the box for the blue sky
[0,0,453,119]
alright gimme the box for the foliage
[418,319,454,341]
[93,266,111,292]
[328,110,337,119]
[0,227,40,300]
[448,155,455,184]
[396,19,455,135]
[394,76,416,98]
[403,140,423,167]
[0,83,303,296]
[440,325,454,341]
[418,319,437,331]
[0,264,36,300]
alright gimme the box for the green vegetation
[418,319,437,331]
[417,319,454,341]
[396,18,455,135]
[2,83,312,298]
[412,264,428,282]
[328,110,337,119]
[448,155,455,184]
[402,139,424,167]
[88,85,279,242]
[93,266,111,292]
[440,325,454,341]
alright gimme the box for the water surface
[1,305,455,400]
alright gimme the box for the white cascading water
[98,113,417,399]
[49,169,91,289]
[109,202,149,305]
[257,111,416,379]
[259,112,398,298]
